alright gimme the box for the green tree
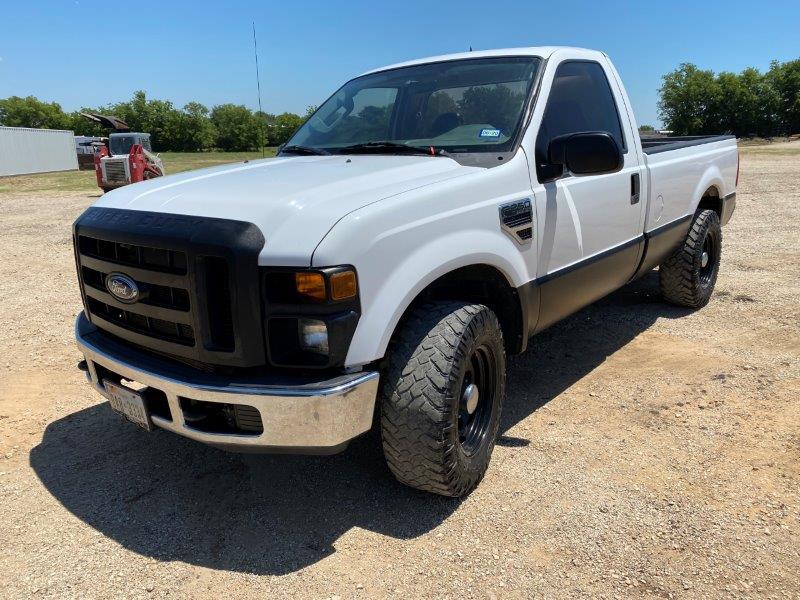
[658,63,721,135]
[638,124,656,133]
[658,60,798,137]
[210,104,261,151]
[0,95,71,129]
[107,91,181,150]
[711,71,759,135]
[766,59,800,135]
[267,112,305,145]
[253,110,270,150]
[737,67,780,137]
[67,109,106,136]
[171,102,217,151]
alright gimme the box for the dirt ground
[1,147,798,599]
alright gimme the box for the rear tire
[660,209,722,308]
[380,302,506,497]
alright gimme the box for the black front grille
[202,257,234,350]
[78,234,198,351]
[81,266,190,311]
[79,235,187,274]
[74,207,267,369]
[86,297,195,345]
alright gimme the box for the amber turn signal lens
[330,270,357,300]
[295,272,326,302]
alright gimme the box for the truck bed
[640,134,735,155]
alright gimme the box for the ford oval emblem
[105,273,139,304]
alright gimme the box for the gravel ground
[1,148,798,599]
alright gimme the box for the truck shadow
[30,270,691,575]
[500,269,690,433]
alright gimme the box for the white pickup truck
[74,47,737,496]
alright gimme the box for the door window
[536,61,626,181]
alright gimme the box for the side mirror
[548,132,623,176]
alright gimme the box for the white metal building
[0,126,79,176]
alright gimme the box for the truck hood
[95,155,477,265]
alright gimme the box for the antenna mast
[252,22,265,158]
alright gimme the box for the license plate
[103,380,153,431]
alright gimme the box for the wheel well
[393,265,525,355]
[697,186,722,217]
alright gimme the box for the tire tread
[380,302,505,496]
[660,209,721,308]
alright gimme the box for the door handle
[631,173,641,204]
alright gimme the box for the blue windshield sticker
[479,128,501,138]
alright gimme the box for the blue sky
[1,0,798,127]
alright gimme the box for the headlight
[261,266,360,368]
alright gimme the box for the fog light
[298,318,329,354]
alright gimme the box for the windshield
[109,135,135,156]
[285,57,541,155]
[109,134,150,155]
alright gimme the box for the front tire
[380,302,506,497]
[660,209,722,308]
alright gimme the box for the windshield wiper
[336,141,443,156]
[281,145,331,156]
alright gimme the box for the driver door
[530,59,645,330]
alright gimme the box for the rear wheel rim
[457,344,497,456]
[699,229,718,286]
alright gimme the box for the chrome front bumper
[75,313,379,453]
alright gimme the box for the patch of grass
[161,150,276,172]
[736,136,800,147]
[0,149,277,195]
[739,146,800,155]
[0,168,99,195]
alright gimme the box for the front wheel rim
[457,344,497,456]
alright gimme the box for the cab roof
[361,46,603,76]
